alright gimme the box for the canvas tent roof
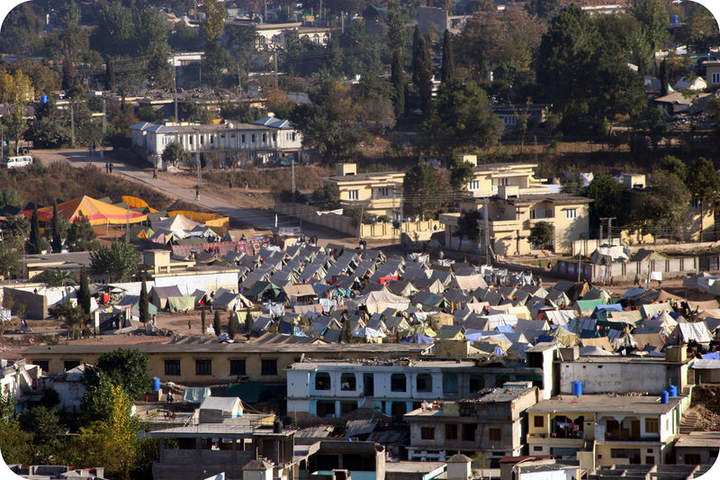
[354,288,410,314]
[668,322,713,344]
[29,195,148,225]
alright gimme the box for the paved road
[33,148,358,245]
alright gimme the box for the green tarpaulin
[133,302,158,315]
[168,296,196,312]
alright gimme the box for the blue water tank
[672,14,679,24]
[660,391,669,404]
[571,380,583,396]
[667,385,678,397]
[40,95,48,104]
[151,377,161,391]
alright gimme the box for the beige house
[324,163,405,219]
[441,188,592,256]
[527,394,685,472]
[460,159,550,198]
[703,60,720,85]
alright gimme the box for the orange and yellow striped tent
[26,196,147,225]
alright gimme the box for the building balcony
[527,434,585,449]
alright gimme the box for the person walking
[108,162,113,174]
[195,185,200,200]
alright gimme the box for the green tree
[584,174,628,227]
[311,183,341,209]
[0,241,22,279]
[33,269,76,287]
[390,50,406,119]
[430,80,503,151]
[685,157,720,241]
[50,203,62,253]
[0,396,32,465]
[455,209,482,248]
[449,160,475,192]
[18,406,63,464]
[228,311,237,338]
[67,213,100,252]
[201,0,227,45]
[631,171,690,238]
[28,207,41,254]
[139,279,149,324]
[289,79,365,163]
[50,297,86,338]
[90,239,140,282]
[162,142,189,167]
[201,43,231,88]
[631,0,669,50]
[412,27,433,116]
[440,30,455,86]
[138,6,172,89]
[403,161,450,220]
[529,221,555,249]
[74,383,142,480]
[85,348,150,401]
[658,155,687,184]
[526,0,559,20]
[536,6,601,133]
[25,116,71,148]
[0,188,21,210]
[213,310,222,336]
[1,215,29,244]
[91,1,136,57]
[78,267,91,315]
[81,374,116,423]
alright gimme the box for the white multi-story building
[130,115,303,167]
[286,359,545,419]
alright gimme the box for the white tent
[353,288,410,314]
[668,322,713,344]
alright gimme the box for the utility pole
[599,223,603,247]
[196,152,202,187]
[1,123,4,163]
[484,200,490,265]
[264,0,267,22]
[273,49,279,88]
[577,252,582,283]
[70,101,75,147]
[102,96,107,137]
[173,65,179,122]
[341,12,345,33]
[291,156,296,202]
[600,217,616,246]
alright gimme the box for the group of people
[104,162,113,174]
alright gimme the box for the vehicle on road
[2,155,33,168]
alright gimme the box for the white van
[2,155,33,168]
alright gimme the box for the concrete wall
[3,288,47,319]
[559,362,684,395]
[275,202,357,236]
[571,238,622,257]
[554,256,699,283]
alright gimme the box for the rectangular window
[272,133,277,142]
[165,359,181,376]
[391,373,407,392]
[489,428,502,441]
[713,72,720,84]
[189,136,193,145]
[445,424,458,440]
[501,178,509,186]
[416,373,432,393]
[230,359,246,376]
[252,134,256,143]
[468,180,480,191]
[33,360,49,372]
[348,190,359,201]
[261,359,278,376]
[534,415,544,428]
[195,359,212,376]
[210,136,214,144]
[565,208,578,219]
[421,427,435,440]
[63,360,80,371]
[242,134,246,143]
[263,133,267,143]
[341,373,356,391]
[292,132,297,141]
[462,423,475,442]
[377,187,389,197]
[645,418,658,434]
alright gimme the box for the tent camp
[28,195,148,225]
[667,322,713,345]
[150,286,183,310]
[354,289,410,314]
